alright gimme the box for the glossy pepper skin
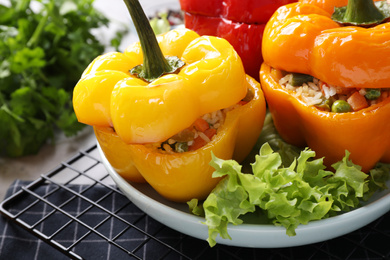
[95,75,266,202]
[94,126,145,183]
[260,0,390,172]
[262,1,390,89]
[179,0,296,81]
[260,64,390,172]
[73,28,247,144]
[73,27,266,201]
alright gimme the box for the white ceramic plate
[98,145,390,248]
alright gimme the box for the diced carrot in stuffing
[347,91,369,111]
[188,136,206,151]
[188,128,217,151]
[335,86,353,95]
[193,118,209,132]
[381,91,388,100]
[204,128,217,139]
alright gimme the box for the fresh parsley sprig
[0,0,125,156]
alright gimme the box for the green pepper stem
[343,0,384,24]
[123,0,171,80]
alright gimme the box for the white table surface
[0,0,181,200]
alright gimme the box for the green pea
[175,142,188,153]
[365,89,381,100]
[331,100,352,113]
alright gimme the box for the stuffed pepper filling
[276,69,390,113]
[159,110,223,153]
[145,89,252,154]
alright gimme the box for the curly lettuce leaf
[189,114,390,247]
[201,144,374,246]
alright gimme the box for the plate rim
[98,144,390,248]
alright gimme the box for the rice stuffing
[279,72,390,112]
[158,100,247,153]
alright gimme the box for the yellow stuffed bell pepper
[73,0,266,202]
[95,75,265,202]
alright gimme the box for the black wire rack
[0,144,389,260]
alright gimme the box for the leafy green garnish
[0,0,124,157]
[188,114,390,247]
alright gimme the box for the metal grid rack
[0,144,389,260]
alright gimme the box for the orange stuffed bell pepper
[260,0,390,172]
[73,0,266,202]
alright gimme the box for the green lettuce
[188,114,389,247]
